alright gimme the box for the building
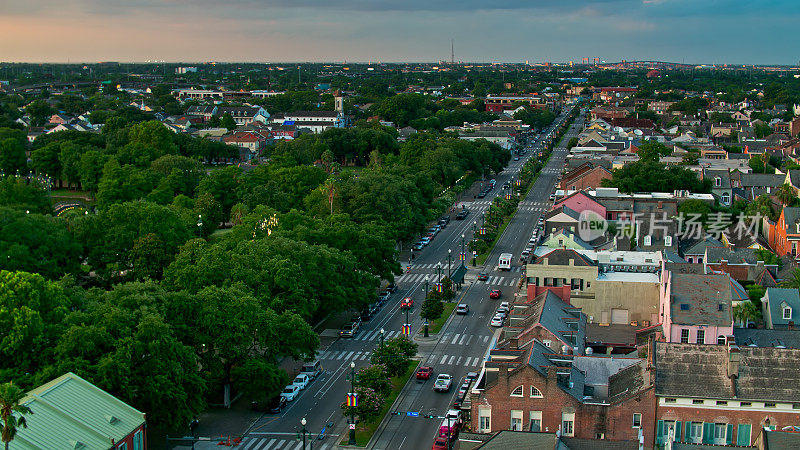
[761,288,800,330]
[484,95,550,112]
[659,271,733,345]
[186,105,218,122]
[559,164,613,191]
[222,131,271,160]
[470,335,655,446]
[767,206,800,260]
[654,341,800,447]
[216,106,270,127]
[9,372,146,450]
[272,110,345,133]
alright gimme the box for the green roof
[10,372,145,450]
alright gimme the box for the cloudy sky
[1,0,797,64]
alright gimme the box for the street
[232,106,584,450]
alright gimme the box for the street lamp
[301,417,308,450]
[447,249,452,279]
[348,361,356,445]
[379,328,385,349]
[461,234,465,264]
[424,276,430,337]
[196,214,203,236]
[437,262,442,283]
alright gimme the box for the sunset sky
[1,0,797,64]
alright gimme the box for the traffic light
[392,411,403,415]
[425,414,436,419]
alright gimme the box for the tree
[0,139,26,175]
[677,199,712,224]
[0,208,81,279]
[370,336,417,377]
[354,365,391,397]
[0,382,32,450]
[732,301,760,328]
[221,113,237,131]
[636,141,672,161]
[78,150,109,197]
[602,160,711,194]
[780,268,800,289]
[0,177,51,214]
[421,297,444,323]
[749,155,773,174]
[341,386,384,424]
[776,184,797,206]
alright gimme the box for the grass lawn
[476,218,512,266]
[340,362,418,447]
[427,302,456,335]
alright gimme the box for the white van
[498,253,512,270]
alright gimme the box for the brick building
[559,164,613,191]
[654,342,800,447]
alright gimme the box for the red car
[489,289,501,299]
[416,366,433,380]
[401,297,414,309]
[431,437,448,450]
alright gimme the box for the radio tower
[451,39,455,64]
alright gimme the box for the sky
[0,0,798,64]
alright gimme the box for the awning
[450,263,467,284]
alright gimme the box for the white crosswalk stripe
[451,334,459,345]
[466,335,473,346]
[456,356,463,365]
[483,335,490,343]
[458,334,467,345]
[360,352,370,360]
[263,439,277,449]
[440,354,448,364]
[448,355,455,364]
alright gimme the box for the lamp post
[301,417,308,450]
[348,361,356,445]
[447,249,452,279]
[424,276,430,337]
[404,303,410,338]
[461,234,465,265]
[196,214,203,236]
[437,262,442,283]
[379,328,385,349]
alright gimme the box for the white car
[281,384,300,401]
[293,374,310,390]
[490,314,504,327]
[434,374,453,392]
[499,301,510,310]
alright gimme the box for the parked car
[439,217,450,227]
[300,361,323,380]
[416,366,434,380]
[379,291,391,303]
[281,384,300,401]
[465,372,479,383]
[431,436,449,450]
[434,374,453,392]
[490,314,504,327]
[456,304,470,315]
[251,395,287,413]
[293,374,310,390]
[496,307,508,318]
[400,297,414,309]
[489,289,501,299]
[421,236,431,246]
[499,301,510,310]
[477,272,489,281]
[455,210,469,220]
[476,191,486,199]
[413,241,425,250]
[386,283,398,293]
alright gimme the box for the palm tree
[779,268,800,289]
[733,301,760,328]
[0,382,32,450]
[776,183,798,206]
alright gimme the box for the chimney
[728,343,741,396]
[509,337,519,349]
[569,258,574,266]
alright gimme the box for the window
[680,329,690,343]
[479,408,491,433]
[543,340,552,348]
[688,422,703,444]
[718,303,724,311]
[633,413,642,428]
[717,335,727,345]
[693,399,704,405]
[510,410,523,431]
[737,424,752,447]
[680,303,690,311]
[561,412,575,437]
[510,385,524,397]
[784,307,792,320]
[644,235,652,246]
[529,411,542,432]
[740,402,751,407]
[664,397,676,403]
[765,402,776,408]
[722,193,730,204]
[714,423,727,445]
[696,329,705,344]
[530,386,543,398]
[715,176,721,187]
[133,431,142,450]
[716,400,727,406]
[665,235,673,247]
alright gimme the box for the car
[251,395,287,413]
[496,307,508,318]
[386,283,398,293]
[514,156,520,161]
[280,384,300,401]
[456,304,469,315]
[521,249,531,259]
[434,374,453,392]
[360,308,373,321]
[489,289,501,299]
[379,291,391,302]
[439,216,450,226]
[432,437,449,450]
[420,236,431,246]
[401,297,414,309]
[300,361,323,380]
[499,301,510,310]
[477,272,489,281]
[293,374,310,390]
[416,366,434,380]
[339,321,360,338]
[413,241,425,250]
[476,191,486,199]
[455,210,469,220]
[549,193,556,200]
[465,372,479,383]
[490,314,504,327]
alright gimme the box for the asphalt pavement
[229,106,585,450]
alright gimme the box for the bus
[498,253,513,270]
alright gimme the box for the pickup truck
[434,374,453,392]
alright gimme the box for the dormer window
[784,306,793,320]
[715,176,722,187]
[643,235,652,246]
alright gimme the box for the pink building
[659,269,734,345]
[553,191,607,218]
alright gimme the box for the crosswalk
[239,437,333,450]
[317,349,373,361]
[429,354,484,368]
[396,272,520,286]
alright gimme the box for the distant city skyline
[1,0,798,65]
